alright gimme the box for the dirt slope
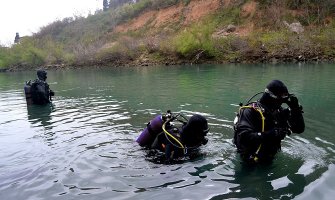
[114,0,222,32]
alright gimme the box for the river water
[0,64,334,200]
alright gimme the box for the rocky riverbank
[2,51,334,73]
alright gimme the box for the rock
[283,21,304,34]
[212,24,237,38]
[0,68,9,72]
[226,24,236,33]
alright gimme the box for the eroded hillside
[114,0,222,32]
[1,0,335,70]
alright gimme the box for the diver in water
[233,80,305,164]
[24,69,55,105]
[137,111,209,162]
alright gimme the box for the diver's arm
[286,95,305,134]
[288,108,304,134]
[151,134,174,162]
[45,82,55,96]
[50,89,55,96]
[164,143,174,161]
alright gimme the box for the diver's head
[260,80,289,110]
[37,69,47,81]
[181,114,209,147]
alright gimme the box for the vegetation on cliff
[1,0,335,70]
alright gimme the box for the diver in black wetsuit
[25,70,55,105]
[151,114,209,161]
[137,111,209,162]
[233,80,305,164]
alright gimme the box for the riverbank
[2,51,334,72]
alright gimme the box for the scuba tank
[136,110,187,147]
[24,81,33,105]
[136,115,165,147]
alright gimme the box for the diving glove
[287,95,299,109]
[50,90,55,96]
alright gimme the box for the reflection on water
[27,104,54,128]
[0,64,335,200]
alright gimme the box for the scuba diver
[233,80,305,164]
[24,69,55,105]
[136,110,209,162]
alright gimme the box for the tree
[109,0,134,9]
[109,0,120,9]
[14,33,20,44]
[103,0,109,11]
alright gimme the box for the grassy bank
[1,0,335,70]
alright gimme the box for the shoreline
[1,55,334,72]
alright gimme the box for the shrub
[1,38,47,67]
[95,37,141,62]
[311,26,335,56]
[173,18,217,58]
[250,30,289,52]
[0,48,9,68]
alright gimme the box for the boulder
[283,21,304,34]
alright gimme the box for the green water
[0,64,334,200]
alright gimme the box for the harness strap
[239,104,265,132]
[239,103,265,162]
[162,121,186,154]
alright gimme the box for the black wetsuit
[234,102,305,163]
[31,79,53,105]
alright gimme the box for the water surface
[0,64,334,200]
